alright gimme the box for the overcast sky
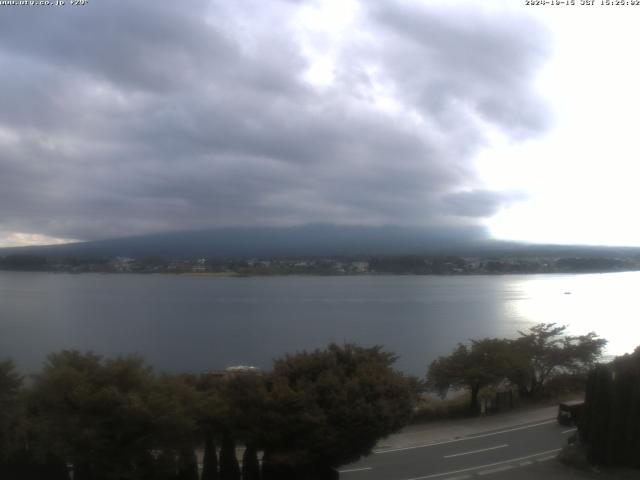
[1,0,638,247]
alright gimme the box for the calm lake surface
[1,271,638,375]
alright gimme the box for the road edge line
[375,419,556,454]
[402,448,561,480]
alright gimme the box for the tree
[508,323,606,398]
[258,344,414,478]
[218,432,241,480]
[147,373,201,452]
[176,448,199,480]
[200,431,219,480]
[155,449,178,480]
[0,359,22,451]
[579,347,640,468]
[29,351,158,479]
[194,373,230,480]
[0,359,26,478]
[29,351,200,480]
[427,324,607,408]
[427,338,512,415]
[0,254,47,271]
[0,358,71,480]
[216,373,267,480]
[241,445,260,480]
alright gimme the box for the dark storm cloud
[0,0,550,242]
[442,189,527,218]
[368,1,550,138]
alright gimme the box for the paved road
[339,419,575,480]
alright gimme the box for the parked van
[557,400,584,426]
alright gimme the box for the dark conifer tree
[628,374,640,467]
[219,432,240,480]
[7,450,69,480]
[579,349,640,468]
[47,455,71,480]
[259,451,276,480]
[72,461,93,480]
[579,368,597,443]
[241,444,260,480]
[586,365,613,465]
[609,369,632,465]
[177,448,199,480]
[156,449,179,480]
[135,451,157,480]
[201,431,219,480]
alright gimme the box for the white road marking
[375,420,556,454]
[402,448,561,480]
[536,455,557,462]
[562,428,577,434]
[478,465,514,475]
[443,444,508,459]
[338,467,372,474]
[519,461,532,466]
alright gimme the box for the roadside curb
[374,417,556,454]
[374,404,563,452]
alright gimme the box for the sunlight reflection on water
[507,272,640,357]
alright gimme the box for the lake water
[0,271,638,376]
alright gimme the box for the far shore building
[203,365,262,380]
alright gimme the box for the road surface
[339,419,575,480]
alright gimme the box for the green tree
[259,344,414,478]
[427,338,512,415]
[508,323,606,398]
[0,359,22,451]
[148,373,201,451]
[195,374,229,480]
[29,351,157,479]
[0,359,26,478]
[29,351,200,480]
[216,373,268,480]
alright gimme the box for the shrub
[410,393,471,424]
[539,373,587,399]
[558,444,589,470]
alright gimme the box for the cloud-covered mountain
[0,224,494,259]
[0,0,550,245]
[4,223,639,263]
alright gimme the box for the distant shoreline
[2,268,640,277]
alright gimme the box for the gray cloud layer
[0,0,549,242]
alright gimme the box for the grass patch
[410,393,471,424]
[558,444,590,471]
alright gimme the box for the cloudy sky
[1,0,639,247]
